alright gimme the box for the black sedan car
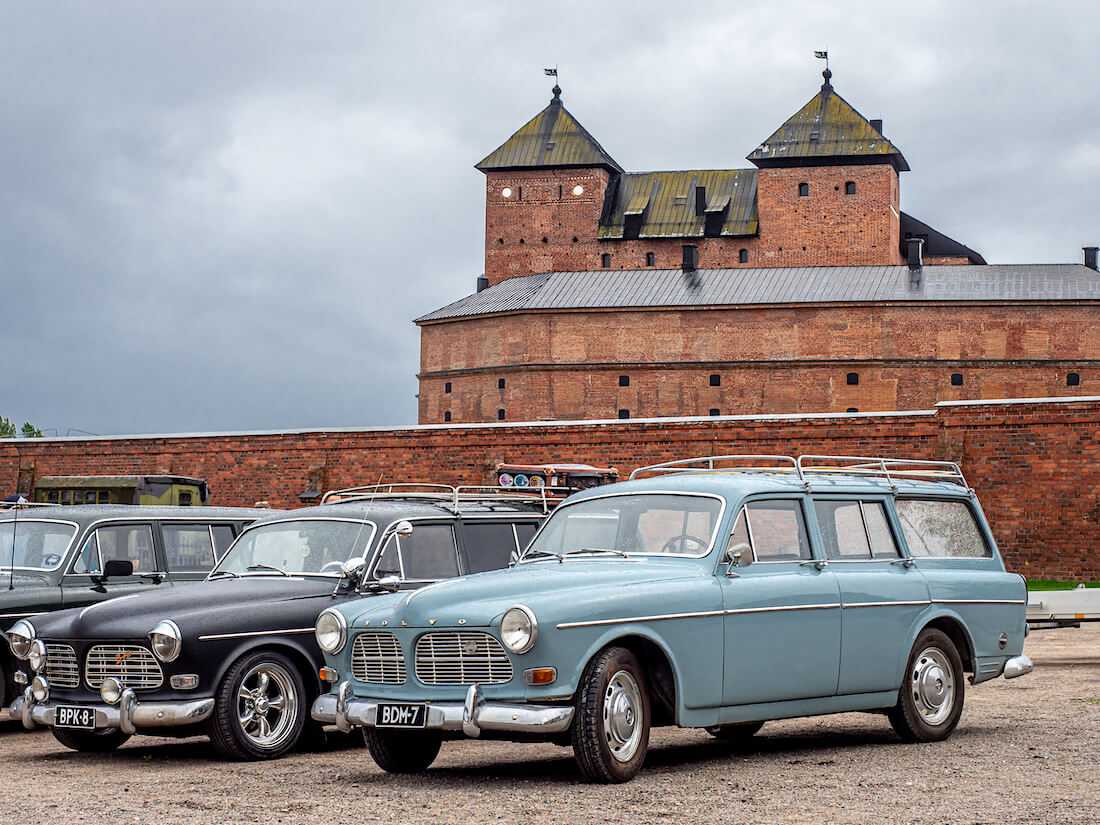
[7,486,553,760]
[1,504,273,708]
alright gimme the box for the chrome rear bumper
[1003,654,1034,679]
[311,682,574,738]
[10,687,215,734]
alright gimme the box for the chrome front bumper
[1003,654,1034,679]
[311,682,574,738]
[10,687,215,735]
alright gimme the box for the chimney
[476,274,489,292]
[870,118,883,134]
[695,186,707,216]
[1085,246,1099,271]
[682,244,698,273]
[906,238,924,287]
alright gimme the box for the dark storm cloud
[1,1,1097,436]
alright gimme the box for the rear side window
[163,524,216,572]
[895,499,991,558]
[463,521,522,574]
[813,500,899,560]
[742,500,811,561]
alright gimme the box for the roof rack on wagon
[629,454,970,491]
[319,483,567,514]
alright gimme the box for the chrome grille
[414,632,513,686]
[85,645,163,689]
[351,632,406,684]
[44,644,79,689]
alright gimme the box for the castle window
[497,409,506,420]
[498,378,506,389]
[709,374,721,387]
[618,409,630,419]
[847,408,859,413]
[1068,372,1081,386]
[798,182,809,197]
[501,187,512,199]
[542,237,548,243]
[519,238,525,245]
[601,253,611,268]
[709,409,720,416]
[444,382,452,394]
[739,248,748,263]
[845,181,856,195]
[444,411,451,422]
[619,375,630,387]
[847,373,859,385]
[950,373,964,386]
[646,252,655,266]
[517,187,522,200]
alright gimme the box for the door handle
[800,559,829,571]
[891,557,917,568]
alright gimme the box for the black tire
[571,646,651,783]
[708,720,765,742]
[51,726,131,752]
[0,659,7,709]
[362,727,443,773]
[207,650,306,760]
[888,628,965,743]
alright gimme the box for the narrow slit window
[798,182,809,197]
[845,181,856,195]
[601,253,611,268]
[739,248,748,263]
[646,252,655,266]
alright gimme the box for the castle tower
[476,85,622,286]
[747,68,909,267]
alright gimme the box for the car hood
[342,557,708,629]
[30,576,344,640]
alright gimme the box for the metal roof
[598,170,758,239]
[416,264,1100,322]
[476,91,622,173]
[747,76,909,172]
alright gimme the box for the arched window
[739,248,748,263]
[601,253,611,268]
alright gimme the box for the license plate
[376,703,426,728]
[55,705,96,730]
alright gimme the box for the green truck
[32,475,211,507]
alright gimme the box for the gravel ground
[2,625,1097,825]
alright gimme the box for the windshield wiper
[517,548,563,564]
[208,569,239,579]
[562,548,629,558]
[246,564,290,576]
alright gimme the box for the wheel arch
[212,638,325,700]
[912,612,975,674]
[584,633,678,727]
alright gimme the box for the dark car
[0,504,273,708]
[7,485,554,760]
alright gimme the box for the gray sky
[2,1,1097,436]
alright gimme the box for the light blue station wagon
[312,455,1033,782]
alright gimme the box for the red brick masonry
[3,397,1096,580]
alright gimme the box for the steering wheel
[320,560,346,574]
[661,534,709,554]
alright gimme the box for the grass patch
[1026,579,1100,591]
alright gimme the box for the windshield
[0,520,78,572]
[523,493,723,560]
[212,519,376,577]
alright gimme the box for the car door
[810,497,930,695]
[60,521,170,608]
[371,520,461,588]
[719,497,842,707]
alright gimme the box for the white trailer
[1026,585,1100,629]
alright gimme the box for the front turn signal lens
[523,667,557,685]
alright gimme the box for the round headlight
[28,639,48,672]
[148,620,182,663]
[100,677,123,705]
[316,609,347,654]
[8,619,35,660]
[500,605,538,654]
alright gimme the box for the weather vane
[814,49,829,70]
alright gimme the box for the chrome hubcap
[237,663,298,749]
[602,669,642,763]
[910,647,954,725]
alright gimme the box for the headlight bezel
[28,639,48,672]
[500,604,538,654]
[316,608,347,655]
[8,619,36,660]
[148,619,183,663]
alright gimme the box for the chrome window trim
[741,498,813,564]
[197,627,315,642]
[519,491,727,561]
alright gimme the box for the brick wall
[418,303,1099,423]
[3,398,1098,580]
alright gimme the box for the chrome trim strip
[0,612,42,620]
[197,627,315,641]
[557,609,726,629]
[933,599,1026,605]
[723,603,842,616]
[843,600,931,608]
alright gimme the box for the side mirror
[394,520,414,539]
[726,542,752,568]
[102,559,134,579]
[341,557,367,585]
[368,574,402,594]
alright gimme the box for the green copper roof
[476,89,622,173]
[598,170,758,239]
[747,72,909,171]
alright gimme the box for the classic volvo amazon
[313,456,1034,783]
[8,486,553,759]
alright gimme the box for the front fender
[205,633,326,697]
